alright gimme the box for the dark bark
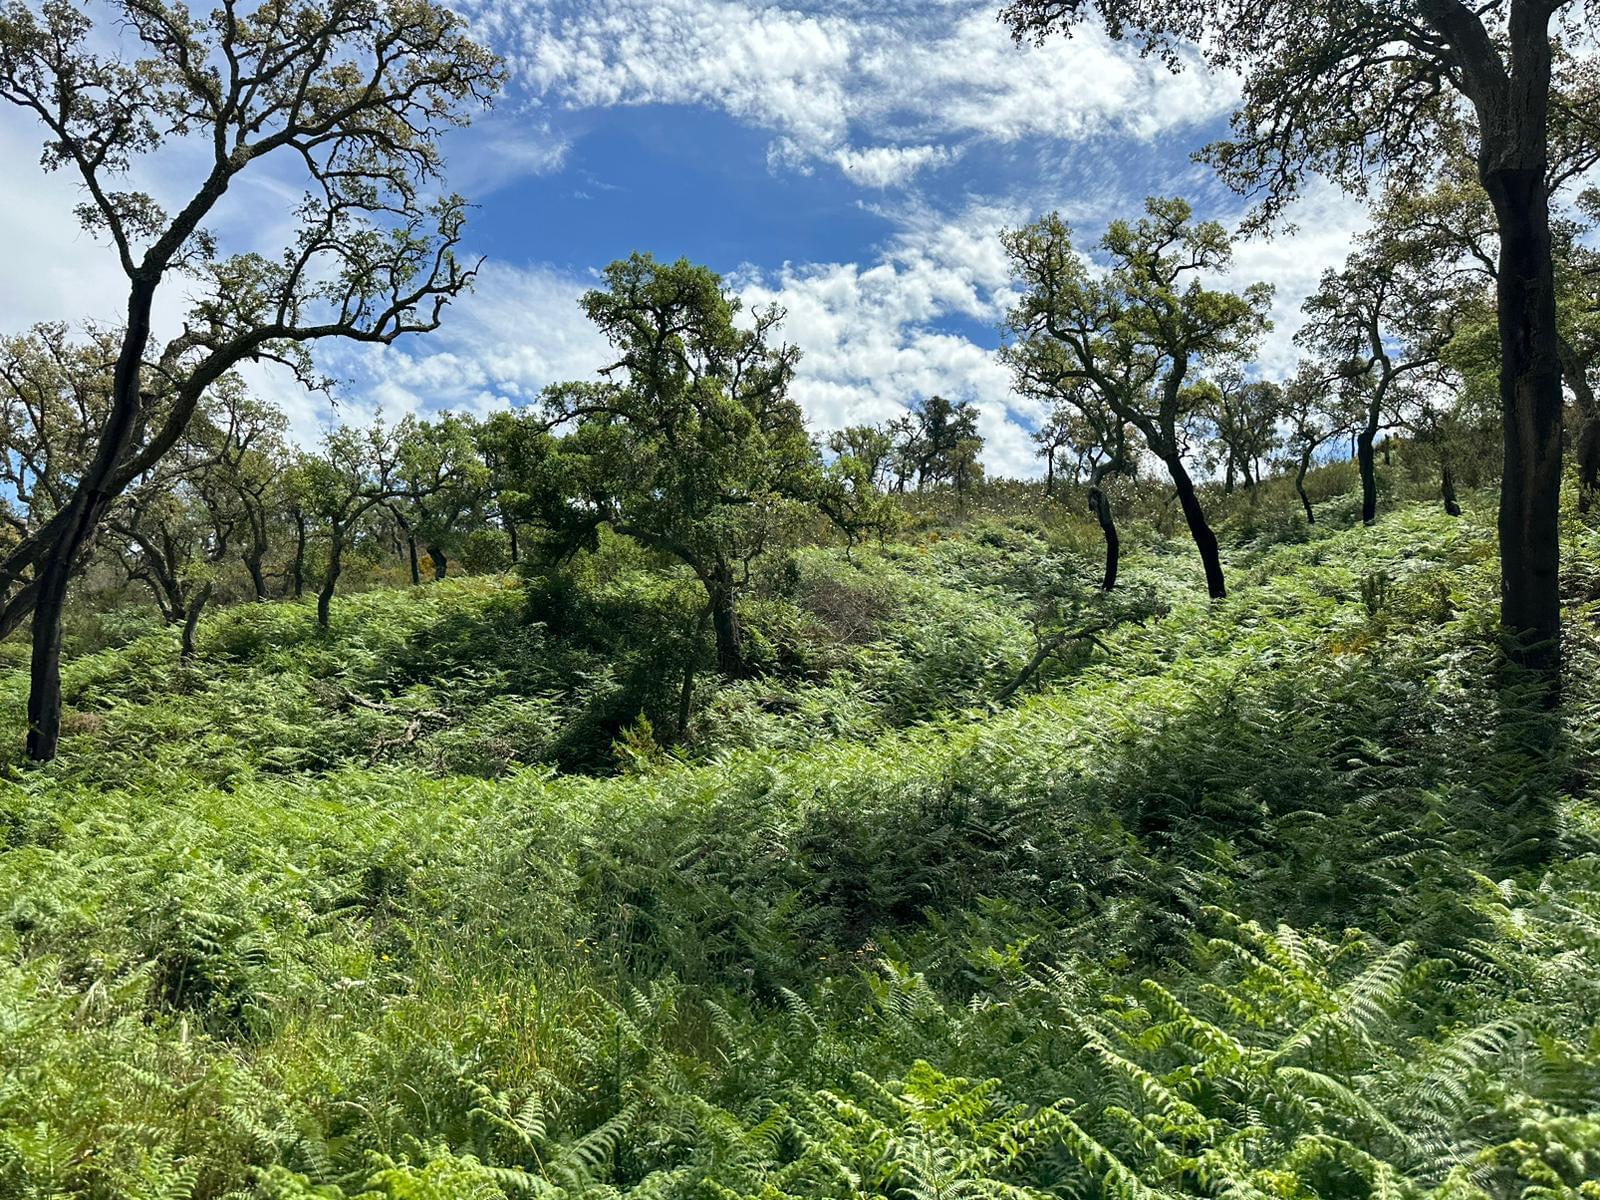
[1357,402,1380,526]
[290,512,308,599]
[427,545,447,581]
[245,553,269,601]
[506,519,520,564]
[1296,449,1316,525]
[1440,446,1462,517]
[705,560,745,677]
[181,583,213,660]
[1087,481,1119,591]
[318,525,345,629]
[405,533,420,586]
[1559,336,1599,513]
[25,278,158,761]
[1485,163,1564,686]
[1163,453,1226,599]
[25,557,69,762]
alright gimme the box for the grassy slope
[2,488,1600,1198]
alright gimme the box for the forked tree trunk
[1485,163,1564,686]
[1163,453,1225,599]
[245,552,268,601]
[428,545,447,580]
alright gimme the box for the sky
[0,0,1375,479]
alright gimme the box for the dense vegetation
[3,459,1599,1198]
[2,1,1598,1197]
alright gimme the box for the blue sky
[0,0,1372,477]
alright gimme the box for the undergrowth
[2,484,1599,1198]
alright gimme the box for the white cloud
[1224,183,1372,378]
[462,0,1237,187]
[830,144,959,189]
[307,263,610,441]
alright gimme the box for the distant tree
[1297,228,1467,526]
[1204,372,1283,494]
[304,419,421,628]
[200,379,288,600]
[0,0,501,760]
[1001,0,1599,684]
[528,255,817,678]
[105,383,274,656]
[0,325,117,554]
[1002,198,1272,599]
[1021,383,1133,590]
[886,413,920,493]
[1031,407,1075,496]
[897,396,986,495]
[1280,365,1355,525]
[827,423,898,490]
[815,448,900,559]
[388,414,486,582]
[477,408,558,565]
[1562,190,1600,510]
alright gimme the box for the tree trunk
[1296,450,1316,525]
[25,556,70,762]
[405,532,420,586]
[1485,163,1564,686]
[507,519,520,563]
[1440,446,1462,517]
[705,561,745,677]
[1163,453,1225,599]
[1088,482,1119,591]
[1357,398,1381,526]
[24,279,159,762]
[428,545,447,581]
[245,553,268,601]
[181,583,213,660]
[1044,452,1055,496]
[318,527,345,629]
[1559,336,1599,513]
[1223,457,1235,495]
[291,512,307,599]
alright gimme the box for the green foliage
[1,485,1597,1199]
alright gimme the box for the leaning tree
[1002,0,1599,686]
[1001,198,1272,599]
[0,0,500,759]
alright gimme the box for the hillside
[2,486,1599,1199]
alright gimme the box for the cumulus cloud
[461,0,1237,187]
[1224,183,1373,378]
